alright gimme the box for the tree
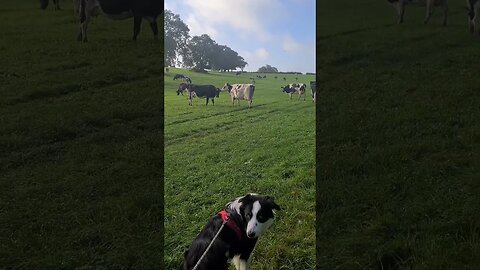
[185,34,218,69]
[211,45,247,72]
[164,10,190,67]
[257,65,278,73]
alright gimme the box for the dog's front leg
[232,256,249,270]
[238,259,249,270]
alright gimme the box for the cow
[281,83,307,101]
[387,0,448,26]
[221,83,255,107]
[173,74,186,80]
[77,0,161,42]
[177,83,220,106]
[310,81,316,103]
[40,0,61,10]
[467,0,480,34]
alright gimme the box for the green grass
[0,1,163,268]
[164,68,316,269]
[318,0,480,269]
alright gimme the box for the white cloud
[282,35,306,53]
[179,0,285,43]
[255,48,269,61]
[186,14,220,40]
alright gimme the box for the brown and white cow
[467,0,480,34]
[281,83,307,101]
[77,0,161,42]
[388,0,448,26]
[221,83,255,107]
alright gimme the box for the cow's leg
[424,0,434,24]
[78,0,90,42]
[206,98,209,106]
[149,18,159,40]
[469,16,474,34]
[396,2,405,24]
[212,98,215,105]
[133,16,142,41]
[54,0,61,10]
[73,0,80,15]
[442,2,448,26]
[475,5,480,35]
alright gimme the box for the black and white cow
[388,0,448,26]
[467,0,480,34]
[310,81,316,103]
[281,83,306,101]
[40,0,61,10]
[77,0,162,42]
[177,83,220,106]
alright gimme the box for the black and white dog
[183,193,281,270]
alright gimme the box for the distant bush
[190,67,208,73]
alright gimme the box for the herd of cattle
[387,0,480,35]
[39,0,480,41]
[174,75,316,107]
[40,0,162,42]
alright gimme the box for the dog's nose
[247,232,256,238]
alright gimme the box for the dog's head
[226,193,281,239]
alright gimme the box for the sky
[165,0,316,73]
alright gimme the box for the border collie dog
[183,193,281,270]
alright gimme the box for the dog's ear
[266,196,281,211]
[272,201,281,211]
[242,193,252,201]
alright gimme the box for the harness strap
[219,210,243,240]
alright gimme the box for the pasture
[1,0,163,268]
[164,68,316,269]
[318,0,480,269]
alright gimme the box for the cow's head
[177,83,189,96]
[215,88,221,98]
[40,0,49,9]
[281,85,289,93]
[221,83,232,92]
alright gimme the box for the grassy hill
[318,0,480,269]
[164,68,316,269]
[1,1,163,268]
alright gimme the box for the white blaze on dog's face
[246,201,275,238]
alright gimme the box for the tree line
[165,10,247,72]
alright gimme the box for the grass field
[318,0,480,269]
[164,68,316,269]
[1,1,163,268]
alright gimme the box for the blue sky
[165,0,316,73]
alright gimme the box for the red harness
[218,210,243,240]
